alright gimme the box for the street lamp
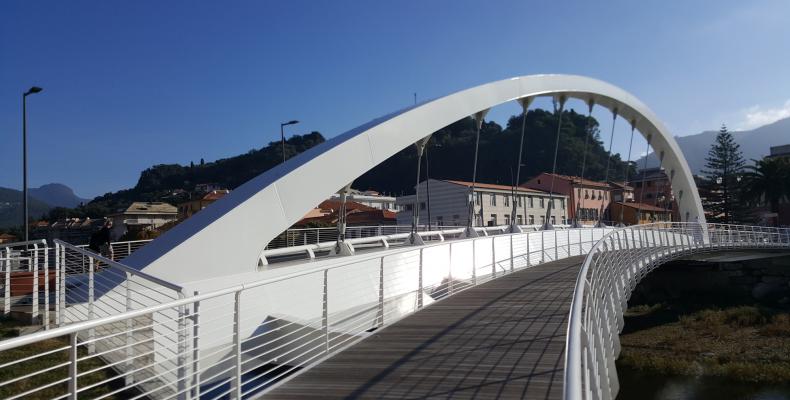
[22,86,43,242]
[280,120,299,163]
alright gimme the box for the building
[767,144,790,159]
[523,173,610,224]
[630,167,679,220]
[608,181,635,203]
[396,179,568,227]
[328,189,397,211]
[0,233,18,244]
[30,218,104,245]
[609,202,672,225]
[297,199,396,226]
[195,183,223,193]
[110,202,178,239]
[178,189,231,219]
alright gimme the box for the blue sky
[2,1,789,198]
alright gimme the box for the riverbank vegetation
[618,304,790,383]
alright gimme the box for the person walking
[89,219,114,260]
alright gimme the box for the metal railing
[76,239,153,262]
[259,224,571,265]
[0,227,610,400]
[563,223,790,400]
[1,240,49,325]
[53,239,184,329]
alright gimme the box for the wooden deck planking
[265,256,584,400]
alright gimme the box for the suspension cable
[468,111,486,230]
[544,96,567,229]
[511,97,532,229]
[653,150,666,210]
[635,134,652,223]
[618,120,637,226]
[575,99,594,226]
[598,108,618,226]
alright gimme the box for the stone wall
[630,253,790,307]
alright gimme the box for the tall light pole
[280,120,299,163]
[22,86,43,242]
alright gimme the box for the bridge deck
[266,256,584,399]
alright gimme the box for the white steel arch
[123,74,705,284]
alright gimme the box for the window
[405,204,413,211]
[489,214,497,226]
[475,192,481,205]
[420,202,426,210]
[490,194,497,206]
[517,215,523,224]
[529,215,535,224]
[504,195,509,207]
[518,196,522,207]
[560,199,565,210]
[528,196,534,208]
[551,216,556,225]
[504,214,510,225]
[577,188,582,198]
[585,190,589,199]
[540,215,545,225]
[562,216,567,224]
[539,198,545,208]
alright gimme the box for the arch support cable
[596,108,618,227]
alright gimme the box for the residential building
[195,183,223,193]
[630,167,679,220]
[608,181,635,203]
[178,189,231,219]
[768,144,790,160]
[523,173,610,224]
[609,202,672,225]
[30,218,104,245]
[297,199,396,226]
[328,189,397,211]
[110,202,178,239]
[0,233,18,244]
[396,179,567,227]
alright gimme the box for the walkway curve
[266,256,585,399]
[122,75,705,285]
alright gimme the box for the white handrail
[563,222,790,400]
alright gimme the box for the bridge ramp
[266,256,583,399]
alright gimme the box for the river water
[618,369,790,400]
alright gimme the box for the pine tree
[701,124,748,223]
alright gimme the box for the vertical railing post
[233,290,242,399]
[491,238,496,278]
[555,230,559,260]
[472,239,477,286]
[3,248,10,318]
[87,256,95,353]
[192,291,201,400]
[125,272,134,386]
[541,231,545,264]
[68,332,78,400]
[54,243,61,326]
[448,243,454,295]
[322,269,330,354]
[32,244,39,325]
[44,244,49,329]
[526,231,531,267]
[127,242,132,259]
[177,303,187,399]
[418,249,424,309]
[378,258,384,326]
[60,245,67,325]
[567,228,571,257]
[509,234,514,273]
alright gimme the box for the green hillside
[68,108,634,217]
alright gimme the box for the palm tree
[742,157,790,214]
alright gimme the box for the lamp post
[280,120,299,163]
[22,86,43,242]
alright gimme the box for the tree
[742,157,790,220]
[701,124,748,223]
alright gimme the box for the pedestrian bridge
[1,75,789,400]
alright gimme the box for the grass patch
[618,305,790,383]
[0,317,137,399]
